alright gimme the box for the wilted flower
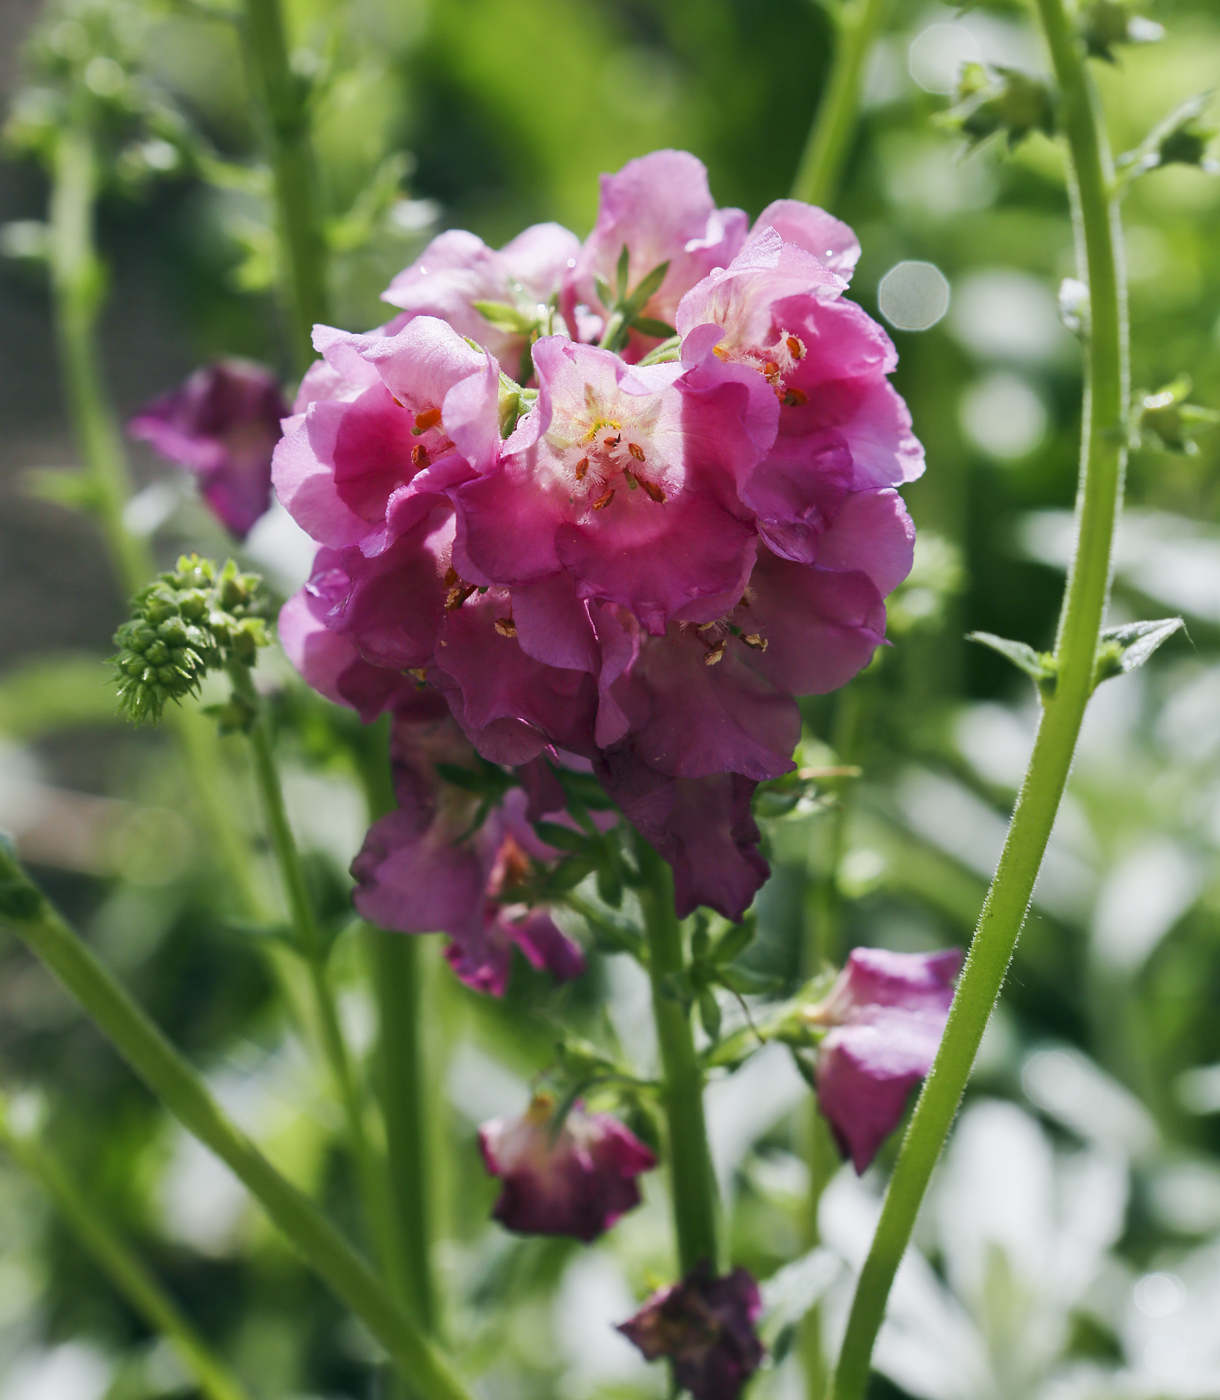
[129,360,288,538]
[807,947,962,1172]
[350,712,586,995]
[478,1095,656,1241]
[617,1262,765,1400]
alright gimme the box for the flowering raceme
[275,148,921,933]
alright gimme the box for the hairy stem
[0,1096,253,1400]
[635,835,721,1274]
[828,7,1127,1397]
[228,665,395,1280]
[791,0,889,208]
[0,849,474,1400]
[239,0,329,373]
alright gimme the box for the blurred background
[1,0,1219,1396]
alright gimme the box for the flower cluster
[276,150,920,923]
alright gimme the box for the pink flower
[128,360,288,538]
[383,223,580,372]
[272,317,500,558]
[478,1096,656,1241]
[454,337,774,635]
[564,151,749,355]
[350,712,586,996]
[617,1262,764,1400]
[808,948,963,1172]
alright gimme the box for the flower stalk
[791,0,890,208]
[635,834,722,1275]
[827,2,1128,1394]
[0,1095,253,1400]
[0,845,475,1400]
[239,0,329,373]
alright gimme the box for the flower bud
[1080,0,1163,63]
[1136,375,1220,455]
[944,63,1055,152]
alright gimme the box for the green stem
[228,665,394,1278]
[0,850,474,1400]
[370,930,437,1332]
[635,834,721,1275]
[791,0,889,208]
[239,0,329,373]
[48,128,150,596]
[0,1097,252,1400]
[827,7,1127,1397]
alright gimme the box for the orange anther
[784,387,808,407]
[446,583,475,610]
[742,633,768,651]
[444,565,460,586]
[640,478,666,504]
[414,407,443,432]
[763,361,780,378]
[407,667,427,683]
[411,443,429,467]
[786,335,803,359]
[392,395,405,408]
[703,640,726,666]
[628,442,646,462]
[712,345,729,361]
[604,433,621,449]
[592,487,616,511]
[494,617,517,638]
[575,456,589,481]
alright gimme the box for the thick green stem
[228,666,394,1279]
[0,850,474,1400]
[0,1097,253,1400]
[827,7,1127,1398]
[239,0,329,373]
[791,0,889,208]
[635,835,721,1275]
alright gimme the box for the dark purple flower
[617,1262,764,1400]
[350,712,587,995]
[808,948,963,1172]
[128,360,288,538]
[478,1096,656,1242]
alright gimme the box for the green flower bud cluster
[943,63,1056,152]
[1080,0,1163,64]
[1135,375,1220,455]
[112,556,272,723]
[1118,93,1219,181]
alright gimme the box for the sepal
[1117,93,1219,180]
[966,631,1057,694]
[1135,375,1220,454]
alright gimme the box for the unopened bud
[944,63,1055,152]
[1136,375,1220,455]
[1080,0,1163,63]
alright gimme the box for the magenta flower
[453,337,774,634]
[350,712,586,995]
[273,316,500,558]
[383,223,580,370]
[564,151,749,355]
[128,360,288,538]
[808,947,963,1172]
[617,1262,764,1400]
[478,1096,656,1242]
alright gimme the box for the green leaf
[717,965,784,996]
[709,919,756,966]
[631,316,677,339]
[967,631,1057,692]
[615,243,630,301]
[532,821,592,854]
[593,275,614,310]
[662,970,693,1009]
[568,896,645,959]
[23,468,104,514]
[623,260,670,318]
[595,859,623,909]
[1093,618,1184,686]
[473,300,537,334]
[697,986,722,1042]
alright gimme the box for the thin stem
[634,834,721,1275]
[791,0,889,208]
[0,849,474,1400]
[228,665,394,1279]
[0,1097,253,1400]
[827,6,1128,1396]
[239,0,329,373]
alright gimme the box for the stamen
[624,471,639,489]
[592,487,616,510]
[640,478,666,504]
[704,640,726,666]
[742,633,768,651]
[763,361,780,379]
[628,442,646,462]
[413,407,442,434]
[446,583,476,610]
[697,620,719,632]
[494,617,517,638]
[411,443,429,467]
[444,566,460,586]
[712,345,729,361]
[786,335,803,360]
[783,387,808,407]
[392,395,405,408]
[575,456,589,481]
[407,667,427,683]
[604,433,621,449]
